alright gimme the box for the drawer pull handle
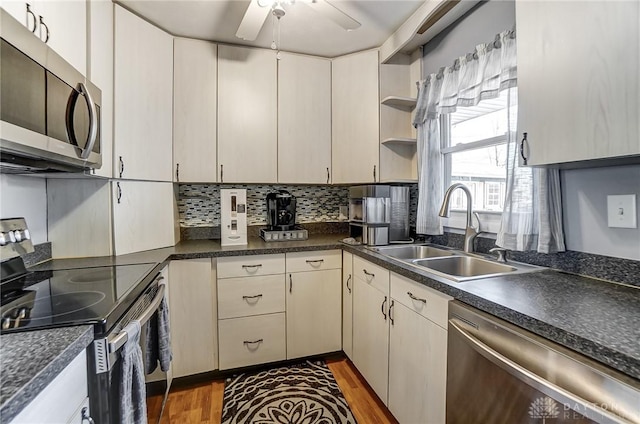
[381,296,387,320]
[242,294,263,301]
[306,259,324,266]
[346,274,352,294]
[242,264,263,269]
[389,300,395,326]
[363,269,375,278]
[407,292,427,304]
[243,339,263,345]
[289,274,293,293]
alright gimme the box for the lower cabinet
[342,251,354,360]
[169,258,218,378]
[350,257,451,424]
[217,254,287,370]
[11,350,90,423]
[352,257,391,403]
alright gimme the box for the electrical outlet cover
[607,194,637,229]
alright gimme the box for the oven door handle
[449,320,627,424]
[108,276,166,354]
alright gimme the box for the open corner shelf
[381,96,417,109]
[381,137,417,145]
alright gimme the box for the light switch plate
[607,194,637,228]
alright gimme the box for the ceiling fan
[236,0,361,41]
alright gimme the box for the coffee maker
[261,190,308,241]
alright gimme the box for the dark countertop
[0,325,94,423]
[6,235,639,420]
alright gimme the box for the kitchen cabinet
[388,273,450,424]
[1,1,87,75]
[332,49,380,184]
[342,251,354,360]
[173,38,217,183]
[277,52,332,184]
[217,45,277,183]
[169,259,218,378]
[516,1,640,166]
[114,5,173,181]
[88,0,113,178]
[11,350,90,423]
[286,250,342,359]
[217,254,286,369]
[112,180,176,255]
[352,256,390,403]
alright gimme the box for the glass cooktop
[0,263,156,335]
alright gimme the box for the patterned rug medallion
[222,361,357,424]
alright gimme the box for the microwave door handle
[449,320,627,424]
[108,276,166,354]
[79,83,98,160]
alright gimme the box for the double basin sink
[368,244,542,282]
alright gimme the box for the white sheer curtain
[413,30,517,235]
[413,29,565,252]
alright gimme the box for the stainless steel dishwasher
[446,301,640,424]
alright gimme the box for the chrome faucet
[439,183,479,253]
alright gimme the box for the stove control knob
[17,308,27,319]
[13,229,30,242]
[0,231,16,246]
[13,230,22,242]
[1,317,11,330]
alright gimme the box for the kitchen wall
[562,165,640,261]
[0,175,47,244]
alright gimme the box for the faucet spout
[439,183,479,253]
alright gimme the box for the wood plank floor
[148,357,398,424]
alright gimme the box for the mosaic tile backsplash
[179,183,419,228]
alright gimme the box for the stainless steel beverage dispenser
[348,185,410,246]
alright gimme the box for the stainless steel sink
[412,256,517,280]
[368,244,454,260]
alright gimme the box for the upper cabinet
[173,38,217,183]
[332,50,380,184]
[114,5,173,181]
[88,0,113,178]
[516,1,640,167]
[1,0,87,75]
[278,52,332,184]
[218,45,277,183]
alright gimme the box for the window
[442,90,515,214]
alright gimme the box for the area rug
[221,360,357,424]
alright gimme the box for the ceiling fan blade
[236,0,271,41]
[307,0,361,31]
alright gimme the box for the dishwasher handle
[449,319,628,424]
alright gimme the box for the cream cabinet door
[112,181,176,255]
[286,269,342,359]
[516,1,640,166]
[114,5,173,181]
[342,251,354,360]
[352,277,389,404]
[34,0,87,75]
[218,45,277,183]
[278,52,332,184]
[388,301,447,424]
[88,0,113,178]
[332,50,380,184]
[169,259,218,378]
[173,38,217,183]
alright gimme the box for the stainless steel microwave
[0,9,101,173]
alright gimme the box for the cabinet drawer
[390,272,452,329]
[286,250,342,273]
[218,274,285,319]
[353,256,390,295]
[218,313,286,370]
[217,254,285,278]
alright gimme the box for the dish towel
[144,295,172,374]
[120,320,148,424]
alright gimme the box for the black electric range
[0,258,157,337]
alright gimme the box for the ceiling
[116,0,426,57]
